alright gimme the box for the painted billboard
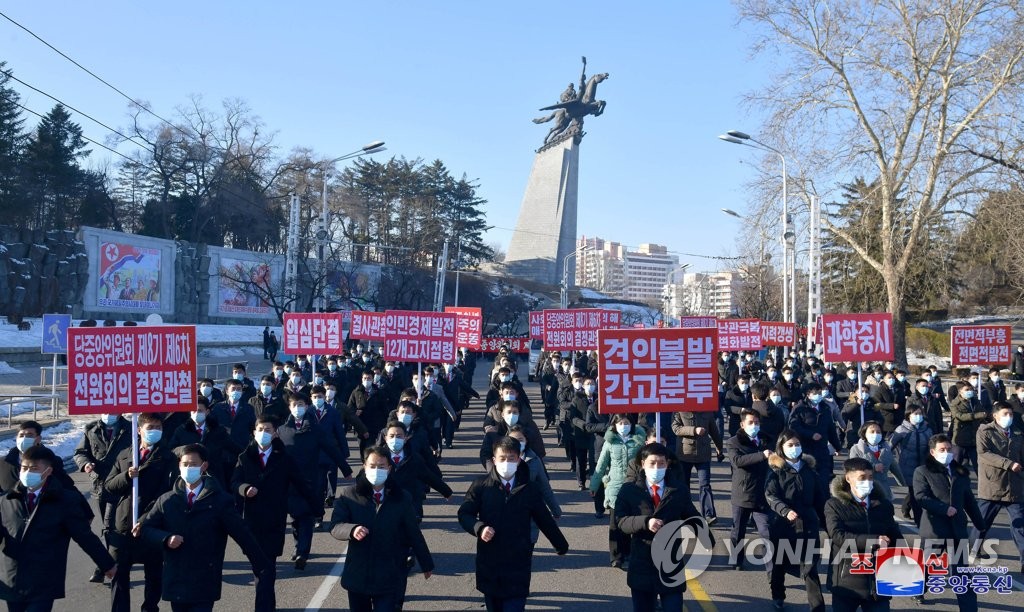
[80,227,176,316]
[206,246,283,321]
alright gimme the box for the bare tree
[736,0,1024,366]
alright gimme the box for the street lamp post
[316,141,386,312]
[663,263,690,322]
[561,245,590,309]
[719,131,794,328]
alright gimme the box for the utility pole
[433,239,449,312]
[453,241,462,307]
[806,195,822,352]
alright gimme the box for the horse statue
[533,65,609,146]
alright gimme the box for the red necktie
[26,492,36,513]
[187,491,195,509]
[140,448,149,462]
[196,427,204,438]
[373,491,382,505]
[861,500,868,510]
[260,453,267,468]
[651,484,661,507]
[393,455,401,465]
[504,482,512,494]
[230,406,236,419]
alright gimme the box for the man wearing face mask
[835,367,859,405]
[344,373,380,454]
[140,444,270,612]
[74,413,132,583]
[824,457,903,612]
[197,378,224,405]
[969,402,1024,570]
[458,437,568,612]
[233,416,319,612]
[841,385,882,451]
[0,446,116,611]
[949,380,989,472]
[913,434,985,608]
[314,384,366,511]
[751,383,787,450]
[671,407,724,524]
[906,376,944,436]
[724,374,754,437]
[479,402,544,472]
[569,378,603,491]
[726,410,775,573]
[1011,383,1024,431]
[869,371,903,437]
[983,367,1008,405]
[212,380,258,488]
[105,412,177,612]
[0,421,78,496]
[250,375,288,424]
[277,394,350,569]
[383,421,453,521]
[1012,345,1024,380]
[540,355,563,431]
[169,397,240,489]
[332,447,435,612]
[224,363,256,403]
[788,384,841,497]
[284,369,312,397]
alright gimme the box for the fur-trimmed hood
[829,474,887,506]
[768,452,816,470]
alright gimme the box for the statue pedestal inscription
[503,57,608,287]
[504,136,580,286]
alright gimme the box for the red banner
[445,306,483,350]
[950,325,1012,366]
[543,308,604,351]
[283,313,344,354]
[820,313,894,362]
[382,310,457,363]
[761,321,797,347]
[597,327,719,413]
[481,337,531,353]
[349,310,386,341]
[68,326,197,415]
[529,311,545,340]
[679,316,718,328]
[717,319,763,351]
[600,309,622,327]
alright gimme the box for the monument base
[503,136,580,286]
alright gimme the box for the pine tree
[0,63,26,220]
[23,104,90,230]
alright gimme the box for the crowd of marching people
[0,342,1023,612]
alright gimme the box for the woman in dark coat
[331,446,434,612]
[614,443,705,612]
[764,429,826,612]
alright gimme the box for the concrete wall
[0,226,87,318]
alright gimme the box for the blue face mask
[964,390,976,400]
[260,384,273,396]
[743,424,760,438]
[229,391,242,403]
[784,445,802,460]
[19,470,44,490]
[180,465,202,485]
[141,429,162,446]
[255,431,273,448]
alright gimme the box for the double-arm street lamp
[561,244,590,309]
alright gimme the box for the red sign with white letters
[481,337,531,353]
[68,326,197,415]
[950,325,1012,366]
[597,327,719,414]
[283,313,345,354]
[761,321,797,347]
[444,306,483,350]
[717,319,763,351]
[382,310,457,363]
[529,311,545,340]
[820,313,894,362]
[542,309,604,351]
[349,310,386,341]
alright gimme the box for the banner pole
[131,412,140,527]
[857,362,864,428]
[655,412,661,444]
[417,362,423,402]
[50,353,58,418]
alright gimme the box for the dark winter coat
[482,407,547,458]
[311,403,355,463]
[210,400,258,455]
[913,457,984,541]
[824,475,903,603]
[344,386,379,440]
[787,400,840,467]
[949,395,989,448]
[751,400,786,449]
[976,420,1024,503]
[869,383,903,434]
[889,420,933,483]
[671,411,723,464]
[726,429,771,509]
[248,392,287,424]
[277,415,351,493]
[0,478,114,603]
[73,418,133,496]
[386,448,452,518]
[168,417,240,487]
[103,442,178,547]
[0,448,76,497]
[330,472,434,595]
[140,476,270,604]
[615,474,703,594]
[457,462,568,599]
[723,385,753,436]
[841,397,882,439]
[232,438,319,558]
[906,390,944,438]
[764,454,825,539]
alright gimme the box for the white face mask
[616,423,631,437]
[853,480,873,499]
[998,415,1014,430]
[200,386,212,398]
[399,413,414,426]
[645,466,666,484]
[934,451,953,465]
[503,413,520,427]
[866,432,882,446]
[494,460,518,480]
[364,467,388,487]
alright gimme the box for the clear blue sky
[1,1,774,273]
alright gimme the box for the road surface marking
[685,569,717,612]
[304,546,347,611]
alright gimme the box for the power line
[0,10,181,135]
[15,101,142,167]
[487,225,742,261]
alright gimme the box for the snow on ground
[579,288,608,300]
[0,419,88,460]
[918,314,1023,329]
[0,362,20,374]
[0,318,278,349]
[199,347,265,358]
[906,350,951,370]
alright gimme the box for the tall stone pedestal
[504,136,580,286]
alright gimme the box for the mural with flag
[96,241,162,310]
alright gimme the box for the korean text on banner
[68,326,197,415]
[349,311,386,342]
[950,325,1012,366]
[529,311,545,341]
[382,310,457,363]
[445,306,483,350]
[761,321,797,347]
[600,309,622,327]
[598,327,719,414]
[717,319,763,351]
[820,313,894,362]
[481,337,530,353]
[542,309,603,351]
[282,313,345,354]
[679,316,718,328]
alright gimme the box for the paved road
[30,365,1024,611]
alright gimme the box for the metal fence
[198,361,249,383]
[0,394,61,428]
[39,366,69,388]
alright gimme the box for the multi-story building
[575,237,678,302]
[663,271,742,319]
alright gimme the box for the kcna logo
[851,547,946,597]
[651,517,715,587]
